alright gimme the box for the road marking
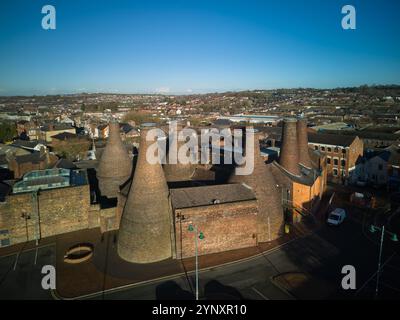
[355,253,395,295]
[0,243,54,260]
[13,252,20,271]
[58,236,305,300]
[251,287,270,300]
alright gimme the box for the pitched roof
[41,123,74,131]
[170,183,256,209]
[308,133,357,147]
[385,144,400,166]
[51,132,79,140]
[11,139,47,149]
[120,123,134,134]
[213,119,232,126]
[54,158,77,169]
[14,152,45,164]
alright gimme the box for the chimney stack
[279,118,300,176]
[97,121,132,198]
[118,126,172,263]
[229,128,284,242]
[296,117,312,169]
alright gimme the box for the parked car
[327,208,347,226]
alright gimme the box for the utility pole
[370,224,398,298]
[375,225,384,298]
[32,190,40,264]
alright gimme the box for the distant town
[1,85,400,300]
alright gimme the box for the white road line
[251,287,270,300]
[379,282,400,293]
[13,252,20,271]
[60,236,304,300]
[355,253,395,295]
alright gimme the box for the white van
[327,208,346,226]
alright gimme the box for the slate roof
[54,158,77,169]
[170,183,256,209]
[51,132,79,140]
[308,133,357,147]
[11,139,47,149]
[14,152,45,164]
[385,144,400,166]
[213,119,233,127]
[41,123,74,131]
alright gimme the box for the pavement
[1,210,399,300]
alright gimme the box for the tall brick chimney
[229,128,284,242]
[97,121,132,198]
[118,125,172,263]
[296,117,312,169]
[279,118,300,176]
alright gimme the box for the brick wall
[292,175,323,213]
[8,159,47,179]
[309,137,363,183]
[0,184,91,246]
[174,200,258,259]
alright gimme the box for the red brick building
[308,133,363,184]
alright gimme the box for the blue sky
[0,0,399,95]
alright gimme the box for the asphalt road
[84,218,400,300]
[1,218,399,300]
[0,244,55,300]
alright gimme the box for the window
[314,145,319,150]
[327,147,332,152]
[378,164,383,171]
[341,159,346,167]
[333,169,338,176]
[342,149,346,154]
[334,147,339,153]
[321,146,325,151]
[0,239,10,247]
[327,157,331,164]
[334,158,339,166]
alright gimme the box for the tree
[123,111,160,124]
[0,121,17,143]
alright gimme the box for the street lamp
[21,212,31,241]
[188,224,204,300]
[369,224,399,298]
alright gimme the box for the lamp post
[188,224,204,300]
[369,224,398,298]
[21,212,31,241]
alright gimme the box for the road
[0,244,55,300]
[1,218,399,300]
[83,219,400,300]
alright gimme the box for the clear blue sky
[0,0,399,95]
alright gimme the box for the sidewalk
[54,223,318,299]
[0,219,321,299]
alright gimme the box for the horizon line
[1,83,400,98]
